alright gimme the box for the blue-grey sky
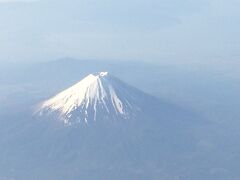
[0,0,240,64]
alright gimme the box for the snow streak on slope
[37,72,143,125]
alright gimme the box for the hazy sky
[0,0,240,64]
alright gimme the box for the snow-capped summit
[37,72,154,125]
[99,71,108,76]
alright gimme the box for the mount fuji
[37,72,163,126]
[0,71,202,180]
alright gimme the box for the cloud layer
[0,0,239,65]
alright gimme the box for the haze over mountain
[0,59,240,180]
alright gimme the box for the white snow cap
[38,71,140,125]
[99,72,108,76]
